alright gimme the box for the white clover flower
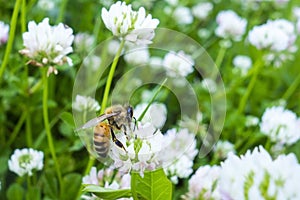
[148,56,163,69]
[192,2,213,20]
[233,55,252,75]
[165,0,178,6]
[214,140,235,159]
[37,0,56,10]
[215,10,247,41]
[101,1,159,45]
[260,106,300,145]
[248,19,296,52]
[82,166,130,188]
[107,40,121,55]
[293,7,300,19]
[124,45,150,65]
[161,128,198,183]
[8,148,44,177]
[134,102,167,129]
[74,32,95,53]
[110,123,164,177]
[19,18,74,75]
[162,50,194,77]
[219,146,300,200]
[173,6,194,25]
[0,21,9,46]
[82,55,102,71]
[201,78,217,93]
[245,115,259,127]
[183,165,221,200]
[73,95,100,112]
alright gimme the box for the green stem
[42,68,63,193]
[26,175,31,200]
[237,60,263,114]
[100,39,125,113]
[282,73,300,101]
[215,44,227,69]
[26,109,32,147]
[0,0,22,80]
[56,0,68,23]
[29,79,43,94]
[21,0,26,33]
[138,78,167,121]
[7,112,26,147]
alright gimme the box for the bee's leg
[112,121,129,140]
[132,117,137,131]
[110,127,127,153]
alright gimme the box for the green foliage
[83,185,132,199]
[131,168,172,200]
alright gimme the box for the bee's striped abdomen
[93,123,111,158]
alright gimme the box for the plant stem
[100,39,125,113]
[42,68,63,193]
[138,78,167,121]
[215,44,227,69]
[282,72,300,101]
[56,0,68,23]
[21,0,26,33]
[0,0,22,80]
[237,60,263,114]
[7,112,26,147]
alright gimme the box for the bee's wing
[76,112,120,131]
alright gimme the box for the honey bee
[77,105,135,158]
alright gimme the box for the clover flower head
[215,10,247,41]
[173,6,193,25]
[214,140,235,159]
[8,148,44,177]
[74,32,95,53]
[218,146,300,200]
[162,50,194,77]
[0,21,9,46]
[233,55,252,75]
[73,95,101,112]
[192,2,213,20]
[161,128,198,184]
[124,45,150,65]
[101,1,159,45]
[134,102,167,129]
[110,123,164,177]
[183,165,221,200]
[19,18,74,75]
[260,106,300,145]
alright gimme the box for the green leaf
[42,170,59,199]
[26,186,41,200]
[60,173,82,200]
[131,168,172,200]
[60,112,75,128]
[7,183,24,200]
[83,184,132,199]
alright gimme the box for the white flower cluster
[260,106,300,146]
[248,19,296,52]
[233,55,252,76]
[173,6,193,25]
[214,140,235,159]
[82,167,131,200]
[161,128,198,184]
[219,146,300,200]
[8,148,44,177]
[192,2,213,20]
[101,1,159,45]
[184,146,300,200]
[110,123,164,177]
[183,165,221,200]
[215,10,247,41]
[19,18,74,75]
[134,102,167,129]
[0,21,9,46]
[82,167,130,189]
[73,95,101,112]
[124,45,150,66]
[162,50,194,77]
[74,32,95,53]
